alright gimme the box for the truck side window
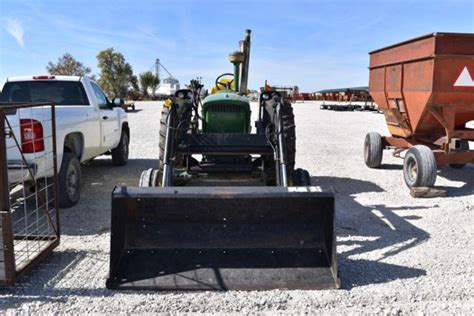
[91,82,110,109]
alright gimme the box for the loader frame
[106,30,339,291]
[106,93,340,291]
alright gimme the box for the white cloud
[5,18,24,48]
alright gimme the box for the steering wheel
[215,73,234,90]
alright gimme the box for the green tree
[96,48,134,98]
[139,71,159,98]
[149,74,160,97]
[130,75,140,92]
[46,53,92,76]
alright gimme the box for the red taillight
[32,75,55,80]
[20,119,44,153]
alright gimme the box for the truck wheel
[292,168,311,186]
[449,140,470,169]
[112,131,129,166]
[364,132,383,168]
[403,145,437,188]
[139,168,159,187]
[58,152,81,208]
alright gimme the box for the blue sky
[1,0,473,91]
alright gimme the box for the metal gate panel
[0,102,60,286]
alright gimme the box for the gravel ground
[1,101,473,314]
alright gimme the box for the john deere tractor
[106,30,339,291]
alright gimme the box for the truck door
[90,82,120,149]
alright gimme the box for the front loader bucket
[106,186,339,290]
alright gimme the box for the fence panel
[0,102,59,286]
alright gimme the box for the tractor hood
[203,91,250,106]
[202,91,251,133]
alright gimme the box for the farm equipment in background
[318,87,377,111]
[364,32,474,193]
[123,101,135,112]
[260,82,296,102]
[106,29,339,291]
[115,98,135,112]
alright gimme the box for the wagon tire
[403,145,437,188]
[58,152,81,208]
[364,132,383,168]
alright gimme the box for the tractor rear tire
[449,140,470,169]
[158,106,170,173]
[364,132,383,168]
[403,145,437,188]
[293,168,311,186]
[159,103,192,173]
[281,102,296,178]
[153,105,172,185]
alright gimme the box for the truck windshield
[0,81,90,105]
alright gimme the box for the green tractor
[106,30,339,291]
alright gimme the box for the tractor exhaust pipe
[239,29,251,94]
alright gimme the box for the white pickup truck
[0,75,130,207]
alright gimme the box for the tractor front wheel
[292,168,311,186]
[139,168,160,187]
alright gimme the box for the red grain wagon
[364,32,474,188]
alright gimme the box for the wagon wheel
[403,145,437,188]
[364,132,383,168]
